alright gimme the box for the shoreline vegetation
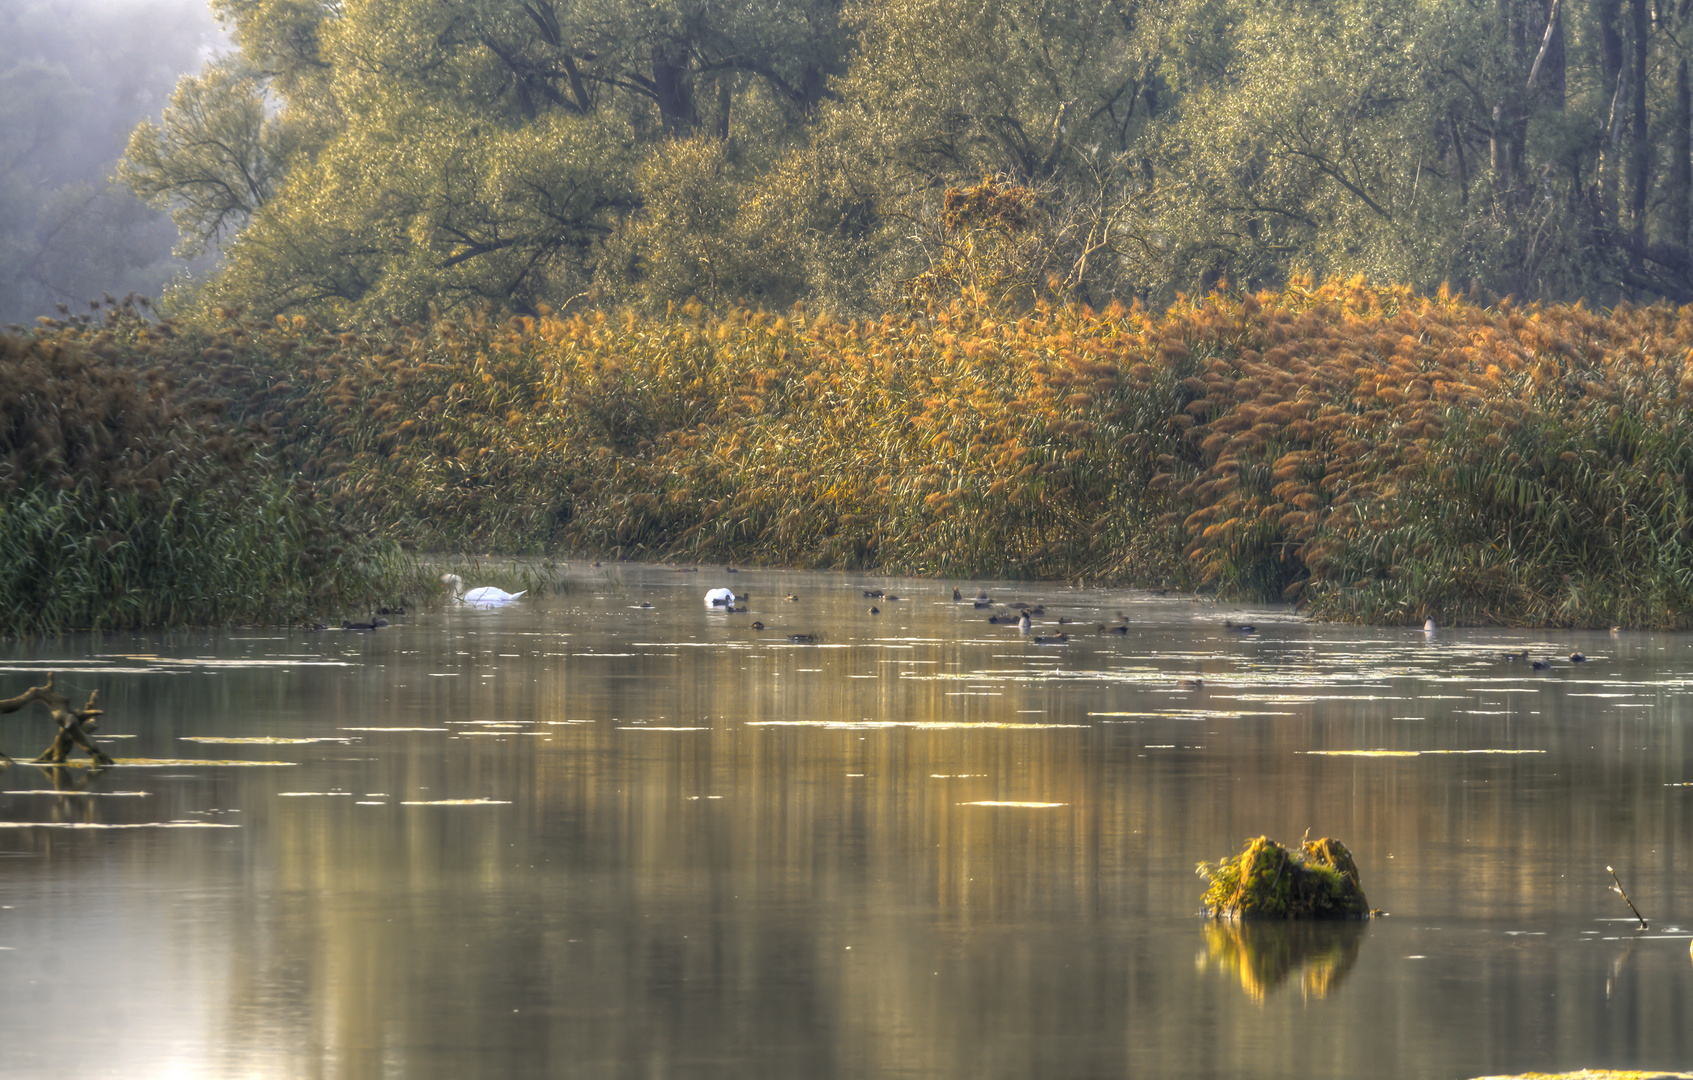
[10,276,1693,634]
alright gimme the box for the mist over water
[1,564,1690,1079]
[0,0,222,325]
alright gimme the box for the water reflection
[1198,920,1369,1001]
[2,565,1692,1079]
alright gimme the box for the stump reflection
[1199,920,1369,1001]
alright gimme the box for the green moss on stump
[1198,836,1370,920]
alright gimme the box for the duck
[342,618,382,631]
[1570,651,1587,662]
[1019,611,1033,633]
[751,621,765,631]
[784,593,799,602]
[1181,677,1205,689]
[1424,618,1437,633]
[868,606,880,615]
[1224,620,1257,633]
[442,573,525,605]
[863,589,885,599]
[704,587,736,607]
[1033,633,1068,644]
[953,588,963,602]
[1531,658,1552,670]
[1097,624,1128,635]
[788,633,820,644]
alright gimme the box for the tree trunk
[1628,0,1651,256]
[651,45,698,135]
[1596,0,1625,221]
[1674,57,1691,247]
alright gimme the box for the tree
[121,57,291,257]
[129,0,855,318]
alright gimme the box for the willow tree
[124,0,850,320]
[704,0,1199,313]
[1139,0,1693,304]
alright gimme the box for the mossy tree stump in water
[1197,835,1370,919]
[0,673,113,767]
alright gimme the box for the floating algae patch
[0,821,240,829]
[180,736,353,745]
[616,726,707,731]
[26,758,297,768]
[1090,710,1297,719]
[341,727,450,732]
[960,801,1068,808]
[4,790,149,797]
[1198,836,1370,920]
[747,720,1086,729]
[1302,749,1546,757]
[399,798,511,806]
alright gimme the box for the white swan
[442,573,526,605]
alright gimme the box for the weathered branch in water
[0,672,114,767]
[1607,865,1648,930]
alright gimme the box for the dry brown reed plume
[26,278,1693,627]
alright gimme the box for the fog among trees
[0,0,222,326]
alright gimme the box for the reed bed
[0,308,417,636]
[22,279,1693,628]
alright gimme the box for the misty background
[0,0,221,326]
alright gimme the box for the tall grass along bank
[22,280,1693,628]
[1,310,414,636]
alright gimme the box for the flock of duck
[335,572,1602,672]
[702,582,1149,646]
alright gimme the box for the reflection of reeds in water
[1199,920,1368,1002]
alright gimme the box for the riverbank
[15,279,1693,629]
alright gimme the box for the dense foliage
[117,0,1693,321]
[24,281,1693,628]
[0,298,415,636]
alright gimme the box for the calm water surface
[2,564,1691,1079]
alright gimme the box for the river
[1,563,1689,1079]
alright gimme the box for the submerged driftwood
[0,673,114,767]
[1198,835,1370,920]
